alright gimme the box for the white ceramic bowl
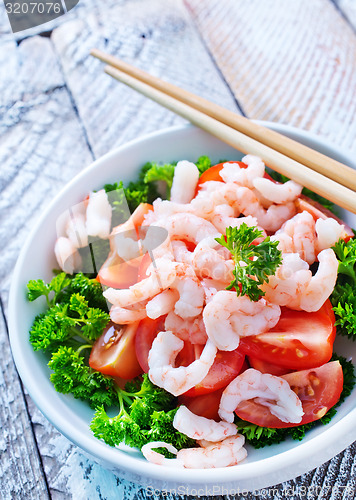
[9,123,356,495]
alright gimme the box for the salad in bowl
[9,124,356,491]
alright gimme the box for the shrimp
[271,211,317,264]
[103,258,179,307]
[176,435,247,469]
[201,278,228,303]
[171,240,193,265]
[170,160,200,204]
[271,212,344,264]
[172,273,205,319]
[203,291,281,351]
[141,442,183,468]
[315,217,345,252]
[262,249,338,312]
[210,204,260,235]
[152,213,218,244]
[234,186,296,232]
[146,289,179,319]
[192,236,234,282]
[165,312,208,344]
[110,304,147,324]
[86,189,112,238]
[220,155,265,188]
[148,331,217,396]
[253,177,303,204]
[219,368,304,424]
[54,236,82,274]
[173,406,237,442]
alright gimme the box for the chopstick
[91,50,356,214]
[91,48,356,193]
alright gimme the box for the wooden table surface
[1,0,356,498]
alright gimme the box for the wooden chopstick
[91,48,356,192]
[101,64,356,214]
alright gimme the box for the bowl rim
[8,122,356,489]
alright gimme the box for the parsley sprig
[215,224,282,301]
[331,237,356,339]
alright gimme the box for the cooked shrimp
[176,435,247,469]
[253,177,302,204]
[173,274,205,319]
[192,236,234,282]
[148,331,217,396]
[54,236,82,274]
[201,278,228,303]
[271,211,317,264]
[165,312,208,344]
[146,289,179,319]
[103,258,179,307]
[210,204,259,235]
[110,305,147,324]
[203,291,281,351]
[262,249,338,312]
[220,155,265,188]
[171,240,193,265]
[219,368,304,424]
[86,189,112,238]
[152,213,217,244]
[173,406,237,442]
[170,160,200,204]
[316,217,345,252]
[141,442,183,468]
[299,248,338,311]
[235,186,296,232]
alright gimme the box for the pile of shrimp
[55,155,345,469]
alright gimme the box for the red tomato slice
[235,361,343,428]
[296,195,353,242]
[181,343,246,397]
[97,253,143,288]
[239,300,336,370]
[135,316,166,372]
[247,356,291,376]
[195,161,247,194]
[89,321,143,379]
[135,317,245,395]
[178,388,224,421]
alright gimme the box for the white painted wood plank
[0,310,49,499]
[185,0,356,154]
[50,0,240,158]
[335,0,356,30]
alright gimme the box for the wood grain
[50,0,240,158]
[0,305,49,499]
[2,0,356,498]
[185,0,356,154]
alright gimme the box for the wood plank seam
[183,0,248,117]
[329,0,356,35]
[50,38,96,162]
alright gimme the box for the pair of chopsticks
[91,48,356,214]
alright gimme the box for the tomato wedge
[235,361,343,428]
[178,388,224,421]
[97,253,143,288]
[135,317,245,395]
[135,316,166,372]
[247,356,291,376]
[239,300,336,370]
[89,321,143,379]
